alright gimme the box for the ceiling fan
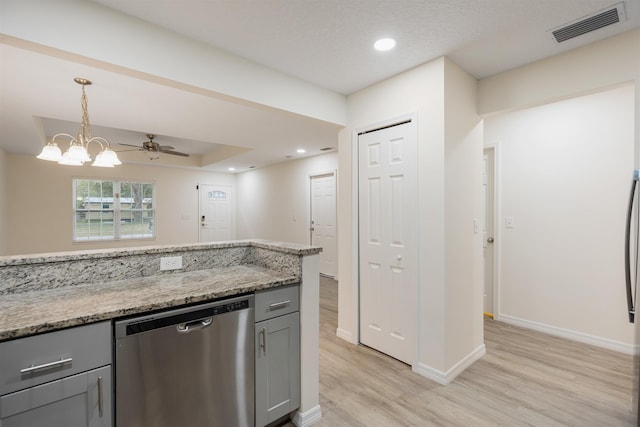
[118,134,189,159]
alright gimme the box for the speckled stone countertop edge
[249,240,322,255]
[0,240,321,267]
[0,265,299,342]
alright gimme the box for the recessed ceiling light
[228,167,236,172]
[374,38,396,51]
[296,148,306,154]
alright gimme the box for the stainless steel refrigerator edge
[114,295,255,427]
[625,169,640,426]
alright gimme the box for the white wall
[477,29,640,352]
[443,61,485,366]
[235,152,338,244]
[338,57,484,383]
[1,0,346,126]
[485,85,635,350]
[0,148,7,255]
[478,29,640,119]
[5,154,235,255]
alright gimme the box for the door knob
[487,237,494,243]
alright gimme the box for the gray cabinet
[255,285,300,427]
[0,322,112,427]
[0,365,111,427]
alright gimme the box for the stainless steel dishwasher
[114,294,254,427]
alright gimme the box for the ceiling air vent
[551,2,626,43]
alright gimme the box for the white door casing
[199,184,234,242]
[483,148,495,316]
[358,119,417,365]
[310,172,337,278]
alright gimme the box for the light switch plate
[506,217,515,229]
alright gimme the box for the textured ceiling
[91,0,640,95]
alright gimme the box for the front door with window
[199,184,234,242]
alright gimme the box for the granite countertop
[0,264,298,342]
[0,239,321,267]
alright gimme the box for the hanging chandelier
[37,78,122,167]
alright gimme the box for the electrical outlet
[160,256,183,271]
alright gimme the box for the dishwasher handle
[177,317,213,333]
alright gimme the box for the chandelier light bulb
[93,148,122,167]
[66,144,91,163]
[58,151,83,166]
[36,143,63,162]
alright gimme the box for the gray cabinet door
[0,365,112,427]
[255,312,300,427]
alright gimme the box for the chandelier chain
[80,84,92,142]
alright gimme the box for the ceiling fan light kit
[37,78,122,167]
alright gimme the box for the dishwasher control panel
[115,295,253,338]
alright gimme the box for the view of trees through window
[73,179,155,241]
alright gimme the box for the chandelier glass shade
[37,78,122,167]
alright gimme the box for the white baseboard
[336,327,356,344]
[498,314,638,355]
[413,343,486,385]
[292,405,322,427]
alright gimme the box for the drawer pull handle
[269,300,291,309]
[97,376,104,417]
[20,357,73,374]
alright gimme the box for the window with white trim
[73,179,155,241]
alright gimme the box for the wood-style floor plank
[281,277,636,426]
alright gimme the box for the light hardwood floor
[283,277,636,426]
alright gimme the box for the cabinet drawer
[0,322,111,396]
[255,285,299,322]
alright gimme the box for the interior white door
[483,149,495,316]
[199,184,234,242]
[358,119,417,365]
[310,172,337,278]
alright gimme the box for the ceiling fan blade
[115,148,144,153]
[118,136,188,157]
[159,149,190,157]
